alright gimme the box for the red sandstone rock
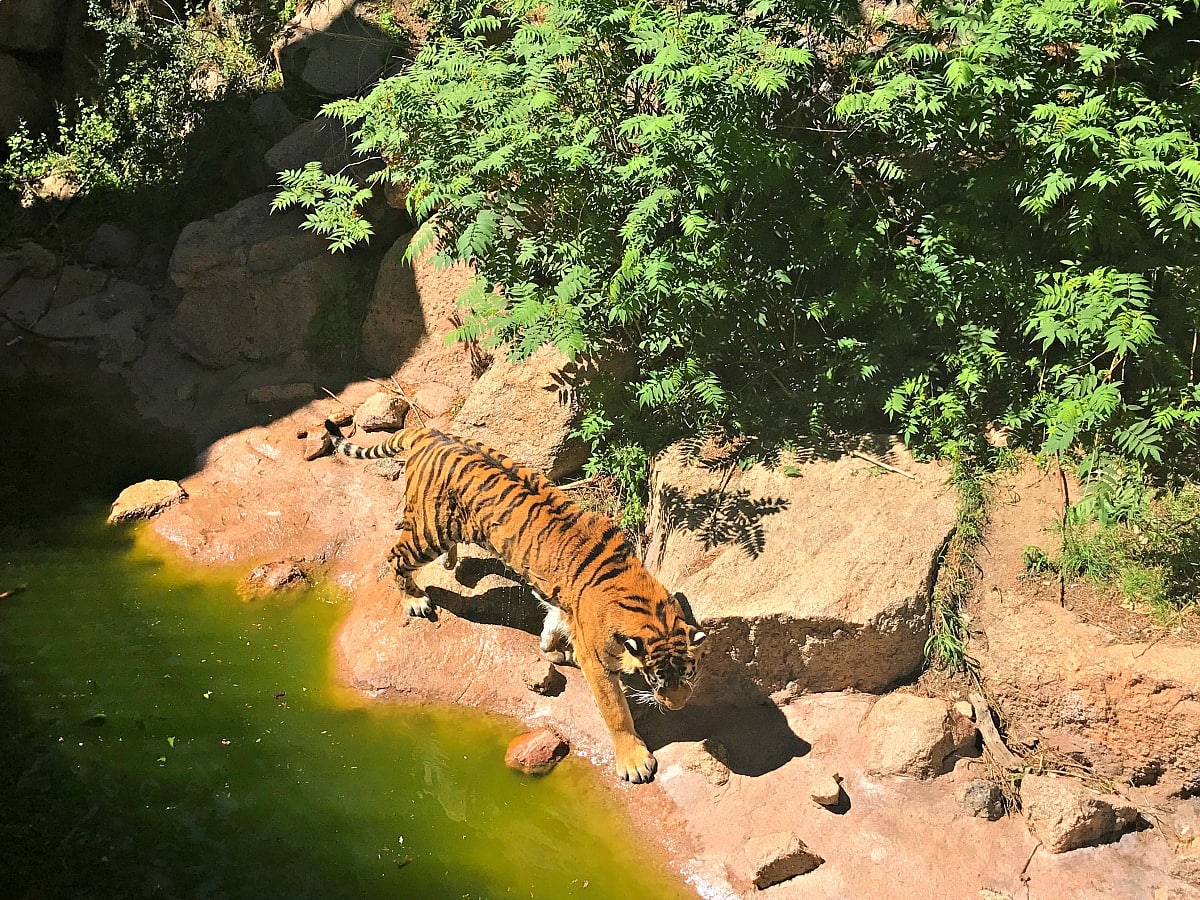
[863,694,956,779]
[108,479,187,523]
[504,729,568,776]
[743,831,824,888]
[1020,774,1138,853]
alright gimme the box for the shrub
[279,0,1200,516]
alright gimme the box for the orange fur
[321,421,706,783]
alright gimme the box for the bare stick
[0,584,27,601]
[849,450,916,479]
[557,475,596,491]
[969,691,1023,770]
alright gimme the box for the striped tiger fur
[320,419,706,783]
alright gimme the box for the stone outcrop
[0,52,51,142]
[168,193,384,367]
[451,344,589,481]
[108,480,187,523]
[1020,774,1138,853]
[272,0,397,97]
[971,461,1200,786]
[361,231,476,379]
[863,693,958,779]
[0,0,68,53]
[645,438,957,703]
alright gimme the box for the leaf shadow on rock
[652,482,790,563]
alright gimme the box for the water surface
[0,376,693,899]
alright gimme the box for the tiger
[317,419,707,784]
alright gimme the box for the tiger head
[615,588,706,711]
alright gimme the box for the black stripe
[616,600,648,613]
[571,525,621,582]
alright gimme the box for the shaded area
[636,698,810,778]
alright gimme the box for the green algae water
[0,376,694,899]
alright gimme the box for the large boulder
[360,231,476,379]
[451,344,589,481]
[168,193,383,367]
[0,52,51,143]
[645,439,957,704]
[272,0,397,97]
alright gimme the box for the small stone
[247,382,315,405]
[302,433,332,461]
[239,559,307,599]
[954,700,976,720]
[355,391,409,431]
[681,740,732,786]
[108,480,187,523]
[744,831,824,889]
[371,458,403,481]
[950,707,979,751]
[1020,774,1138,853]
[520,659,566,696]
[504,729,569,775]
[810,774,843,807]
[959,779,1005,820]
[863,694,956,779]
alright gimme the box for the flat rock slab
[645,439,957,702]
[744,831,824,888]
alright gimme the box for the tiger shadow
[424,555,546,633]
[633,692,811,778]
[425,557,809,778]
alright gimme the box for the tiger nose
[655,683,692,710]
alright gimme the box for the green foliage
[284,0,1200,514]
[1037,482,1199,620]
[274,162,376,251]
[3,1,277,200]
[925,457,987,673]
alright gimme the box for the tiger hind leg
[538,601,575,666]
[388,522,444,619]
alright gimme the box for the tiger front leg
[576,650,656,784]
[538,603,575,666]
[388,523,441,619]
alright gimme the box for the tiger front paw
[406,596,436,619]
[615,740,657,784]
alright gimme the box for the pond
[0,376,694,899]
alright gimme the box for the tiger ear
[622,636,645,657]
[690,628,707,646]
